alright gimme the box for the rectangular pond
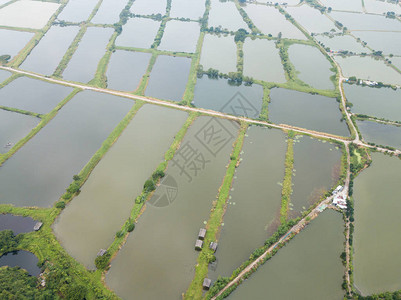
[0,77,73,114]
[208,0,248,32]
[228,210,345,300]
[115,17,160,49]
[170,0,205,20]
[344,84,401,122]
[0,29,34,60]
[0,91,133,207]
[363,0,401,14]
[158,20,200,53]
[145,55,191,101]
[269,88,350,137]
[356,120,401,150]
[244,4,306,40]
[130,0,167,16]
[209,126,286,280]
[0,109,39,154]
[335,55,401,86]
[193,76,264,119]
[62,27,114,83]
[289,136,342,218]
[329,11,401,31]
[106,116,239,300]
[0,0,60,29]
[353,153,401,295]
[91,0,128,24]
[54,104,188,268]
[243,38,286,83]
[106,50,151,92]
[352,31,401,56]
[285,5,337,34]
[0,214,36,235]
[0,70,11,83]
[200,34,237,75]
[319,0,363,12]
[57,0,99,23]
[315,34,367,53]
[20,26,80,76]
[288,43,335,90]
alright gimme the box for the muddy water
[54,105,188,268]
[106,116,239,300]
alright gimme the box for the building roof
[198,228,206,239]
[33,222,43,231]
[195,239,203,250]
[203,278,212,289]
[209,242,218,252]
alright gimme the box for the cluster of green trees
[0,230,20,255]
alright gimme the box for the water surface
[288,44,334,90]
[106,50,151,91]
[290,136,341,218]
[170,0,205,20]
[58,0,98,23]
[116,17,160,49]
[357,120,401,149]
[353,153,401,295]
[106,116,239,300]
[352,31,401,56]
[54,105,188,268]
[243,38,285,83]
[62,27,114,83]
[320,0,363,12]
[145,55,191,101]
[269,88,350,136]
[20,26,79,76]
[0,214,36,234]
[315,34,367,53]
[209,127,286,279]
[130,0,166,15]
[228,210,344,300]
[0,77,73,114]
[91,0,127,24]
[344,84,401,122]
[0,29,34,59]
[286,5,336,34]
[0,251,40,276]
[0,70,11,83]
[208,0,248,31]
[0,91,133,207]
[244,4,306,39]
[200,34,237,74]
[329,11,401,31]
[0,109,39,154]
[158,20,200,53]
[193,77,263,118]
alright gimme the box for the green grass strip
[280,133,294,223]
[184,122,247,300]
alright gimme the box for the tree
[144,179,156,192]
[0,230,18,255]
[234,28,248,43]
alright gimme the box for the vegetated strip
[0,105,42,118]
[0,88,81,166]
[184,122,247,300]
[97,112,198,272]
[280,132,294,223]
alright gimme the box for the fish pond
[91,0,128,24]
[209,126,286,279]
[130,0,167,16]
[289,136,342,218]
[57,0,98,23]
[269,88,350,137]
[106,50,151,92]
[0,77,73,114]
[344,84,401,122]
[288,44,335,90]
[62,27,114,83]
[315,34,367,53]
[20,26,80,76]
[352,31,401,56]
[0,91,133,207]
[0,251,40,276]
[0,29,34,60]
[193,76,264,118]
[208,0,248,32]
[353,153,401,295]
[200,34,237,75]
[243,38,286,83]
[158,20,200,53]
[0,214,36,234]
[106,116,239,300]
[228,209,345,300]
[145,55,191,101]
[116,17,160,49]
[54,105,188,268]
[170,0,205,20]
[356,120,401,150]
[0,109,39,154]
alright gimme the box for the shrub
[144,179,156,192]
[95,253,111,270]
[55,201,66,209]
[127,223,135,232]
